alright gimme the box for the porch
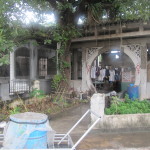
[70,20,150,99]
[0,41,56,100]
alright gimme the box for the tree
[0,0,150,87]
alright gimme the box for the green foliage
[57,2,73,12]
[124,94,131,103]
[9,106,21,115]
[0,0,31,65]
[111,96,120,105]
[44,39,52,45]
[0,0,150,69]
[30,88,45,99]
[52,25,80,44]
[0,0,51,66]
[52,25,80,77]
[51,74,63,90]
[53,94,68,108]
[114,0,150,21]
[105,95,150,115]
[62,61,70,69]
[87,3,102,23]
[0,27,15,65]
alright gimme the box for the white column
[30,43,38,80]
[90,93,105,123]
[10,51,15,81]
[140,69,147,99]
[140,45,147,100]
[81,48,88,92]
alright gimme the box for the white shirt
[91,66,96,79]
[101,68,106,81]
[109,69,115,82]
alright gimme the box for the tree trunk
[58,9,75,89]
[63,40,71,81]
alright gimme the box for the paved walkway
[50,103,150,150]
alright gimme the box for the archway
[84,45,140,94]
[123,45,141,86]
[81,47,102,92]
[90,48,135,94]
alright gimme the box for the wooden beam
[72,31,150,42]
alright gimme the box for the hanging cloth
[91,66,96,79]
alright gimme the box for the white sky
[24,11,83,26]
[12,3,85,26]
[24,11,56,26]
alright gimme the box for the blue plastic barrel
[127,84,139,100]
[9,112,48,149]
[24,130,47,149]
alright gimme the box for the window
[39,58,47,77]
[0,64,9,77]
[15,48,30,78]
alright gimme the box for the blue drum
[3,112,49,149]
[127,84,139,100]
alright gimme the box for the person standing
[91,66,96,80]
[109,67,115,83]
[98,65,103,81]
[105,66,110,82]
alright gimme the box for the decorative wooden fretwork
[125,44,147,69]
[126,44,141,58]
[87,47,101,60]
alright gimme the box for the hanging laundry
[91,66,96,79]
[105,66,110,77]
[101,67,106,81]
[97,65,103,81]
[109,69,115,82]
[115,68,121,81]
[96,66,100,77]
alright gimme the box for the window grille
[39,58,47,77]
[9,80,30,95]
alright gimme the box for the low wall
[91,93,150,131]
[98,113,150,131]
[0,82,11,101]
[39,79,52,94]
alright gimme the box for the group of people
[91,65,121,83]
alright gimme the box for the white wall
[146,82,150,99]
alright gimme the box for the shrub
[9,106,21,115]
[51,74,63,90]
[105,95,150,115]
[30,88,45,99]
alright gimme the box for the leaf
[44,39,52,44]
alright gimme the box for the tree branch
[45,0,57,9]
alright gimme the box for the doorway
[91,49,135,94]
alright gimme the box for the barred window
[39,58,47,77]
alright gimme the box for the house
[0,41,56,100]
[70,20,150,100]
[1,20,150,100]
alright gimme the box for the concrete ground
[50,103,150,150]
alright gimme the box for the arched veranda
[91,49,136,94]
[82,45,140,93]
